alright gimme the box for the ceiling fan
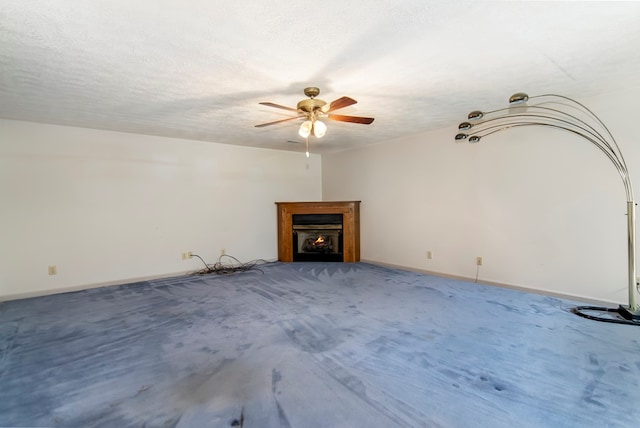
[255,87,374,139]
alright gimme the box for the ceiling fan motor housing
[297,98,327,113]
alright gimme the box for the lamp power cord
[571,305,640,326]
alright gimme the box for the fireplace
[292,214,343,262]
[276,201,360,262]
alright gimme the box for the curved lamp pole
[455,93,640,322]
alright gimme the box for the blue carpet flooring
[1,262,639,427]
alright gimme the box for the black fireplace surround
[292,214,343,262]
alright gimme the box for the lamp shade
[299,120,312,138]
[313,120,327,138]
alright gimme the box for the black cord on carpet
[190,253,269,276]
[571,306,640,326]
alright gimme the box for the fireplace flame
[302,233,333,253]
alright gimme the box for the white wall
[4,88,639,305]
[0,120,322,300]
[322,89,640,304]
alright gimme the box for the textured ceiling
[2,1,640,154]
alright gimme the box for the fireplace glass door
[292,214,343,262]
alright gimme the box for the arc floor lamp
[455,93,640,325]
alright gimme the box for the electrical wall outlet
[187,251,193,259]
[48,265,57,275]
[426,250,433,260]
[182,252,194,260]
[220,248,226,256]
[476,256,483,266]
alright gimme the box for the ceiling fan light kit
[313,120,327,138]
[298,120,313,138]
[256,87,374,152]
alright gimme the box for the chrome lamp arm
[455,93,639,322]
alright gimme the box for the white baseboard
[1,258,280,302]
[2,260,618,308]
[0,270,193,302]
[361,259,619,307]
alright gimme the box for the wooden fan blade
[254,116,300,128]
[259,102,299,112]
[327,96,357,112]
[328,114,375,125]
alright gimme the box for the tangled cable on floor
[190,253,270,275]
